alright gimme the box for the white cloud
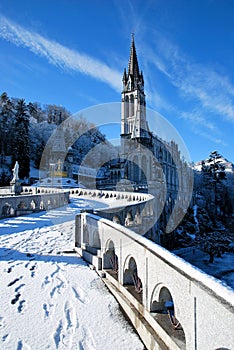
[180,109,227,145]
[180,110,218,132]
[0,15,122,92]
[149,32,234,122]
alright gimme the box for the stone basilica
[116,35,193,244]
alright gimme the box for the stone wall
[0,187,70,218]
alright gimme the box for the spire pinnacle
[128,33,139,77]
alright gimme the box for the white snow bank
[0,205,144,349]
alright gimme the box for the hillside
[193,154,234,174]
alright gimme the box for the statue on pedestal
[11,161,19,183]
[10,161,21,195]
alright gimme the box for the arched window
[129,94,134,117]
[125,95,129,120]
[141,155,147,182]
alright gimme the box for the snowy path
[0,202,144,350]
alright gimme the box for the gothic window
[158,147,163,161]
[141,155,147,182]
[125,95,129,120]
[132,155,140,182]
[149,156,152,180]
[130,94,134,117]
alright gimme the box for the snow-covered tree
[45,104,70,125]
[12,99,30,179]
[0,92,14,159]
[201,151,226,217]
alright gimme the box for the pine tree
[0,92,14,159]
[13,99,30,179]
[201,151,226,217]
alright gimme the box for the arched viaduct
[74,189,234,350]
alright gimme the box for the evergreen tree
[13,99,30,179]
[28,102,46,123]
[0,92,14,159]
[201,151,226,217]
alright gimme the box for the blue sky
[0,0,233,163]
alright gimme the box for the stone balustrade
[75,196,234,350]
[70,188,156,237]
[0,187,70,218]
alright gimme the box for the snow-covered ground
[0,198,144,350]
[173,247,234,289]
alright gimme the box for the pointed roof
[128,33,140,78]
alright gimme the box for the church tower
[121,34,150,140]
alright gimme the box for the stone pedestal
[10,181,22,195]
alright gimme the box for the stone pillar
[10,181,21,195]
[75,213,82,247]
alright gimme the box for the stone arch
[18,201,27,209]
[123,256,143,299]
[2,202,13,216]
[123,256,137,284]
[112,215,122,225]
[103,239,118,275]
[30,200,36,210]
[47,199,51,208]
[93,229,101,248]
[134,209,142,225]
[150,283,173,312]
[83,225,89,244]
[125,211,133,226]
[150,284,186,344]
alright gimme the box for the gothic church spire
[128,33,140,77]
[121,34,149,139]
[123,34,144,92]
